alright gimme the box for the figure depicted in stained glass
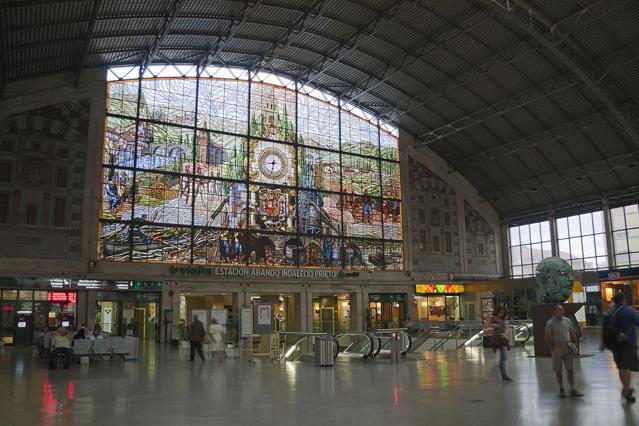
[361,192,373,224]
[105,175,121,211]
[347,241,367,267]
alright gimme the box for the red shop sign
[47,292,77,303]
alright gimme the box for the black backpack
[602,306,628,351]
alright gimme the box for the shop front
[367,293,406,330]
[0,289,77,346]
[415,284,464,322]
[599,268,639,312]
[97,290,161,341]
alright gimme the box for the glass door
[320,307,334,333]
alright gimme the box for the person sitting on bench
[49,327,72,369]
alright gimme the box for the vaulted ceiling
[2,0,639,220]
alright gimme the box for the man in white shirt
[48,327,73,369]
[544,305,584,398]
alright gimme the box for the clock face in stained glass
[258,147,288,180]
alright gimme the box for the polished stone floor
[1,333,638,426]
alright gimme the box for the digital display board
[47,292,77,303]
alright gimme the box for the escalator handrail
[281,332,338,361]
[513,323,532,343]
[408,327,437,353]
[372,330,412,355]
[335,332,376,358]
[428,325,461,351]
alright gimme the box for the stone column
[349,291,362,332]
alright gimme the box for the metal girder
[74,0,102,85]
[480,0,639,149]
[501,183,639,220]
[485,149,639,199]
[416,77,576,144]
[198,0,262,69]
[347,9,487,103]
[452,110,617,169]
[249,0,327,73]
[140,0,183,74]
[302,0,413,87]
[0,0,84,8]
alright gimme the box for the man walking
[601,292,639,402]
[189,315,205,363]
[544,304,584,398]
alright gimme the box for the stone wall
[0,100,91,260]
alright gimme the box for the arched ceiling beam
[346,9,487,103]
[452,110,617,169]
[416,77,576,145]
[74,0,102,84]
[302,0,413,86]
[140,0,183,74]
[414,39,639,146]
[485,149,639,199]
[197,0,262,69]
[249,0,327,72]
[478,0,639,149]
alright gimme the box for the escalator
[282,333,339,363]
[335,333,376,358]
[372,329,411,357]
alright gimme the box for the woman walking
[489,307,513,381]
[208,318,226,362]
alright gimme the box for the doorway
[313,295,350,333]
[368,294,406,330]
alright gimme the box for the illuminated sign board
[47,292,77,303]
[415,284,465,294]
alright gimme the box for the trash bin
[314,336,335,367]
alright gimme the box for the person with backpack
[601,292,639,403]
[544,304,584,398]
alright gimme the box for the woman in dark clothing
[489,307,512,381]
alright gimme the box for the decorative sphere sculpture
[535,257,574,303]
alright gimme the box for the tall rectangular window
[53,198,66,227]
[556,211,608,271]
[0,161,11,183]
[0,192,9,223]
[611,203,639,268]
[25,204,37,225]
[508,221,552,278]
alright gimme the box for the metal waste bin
[314,336,335,367]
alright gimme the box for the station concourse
[0,1,639,425]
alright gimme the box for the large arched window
[100,65,402,271]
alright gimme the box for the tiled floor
[1,333,638,425]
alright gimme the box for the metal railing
[280,332,339,364]
[371,328,412,355]
[428,326,461,351]
[335,332,376,358]
[407,327,437,353]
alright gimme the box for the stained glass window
[197,78,249,134]
[297,90,339,151]
[250,83,295,142]
[100,67,402,270]
[341,154,380,197]
[139,78,197,126]
[248,140,296,186]
[297,147,340,192]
